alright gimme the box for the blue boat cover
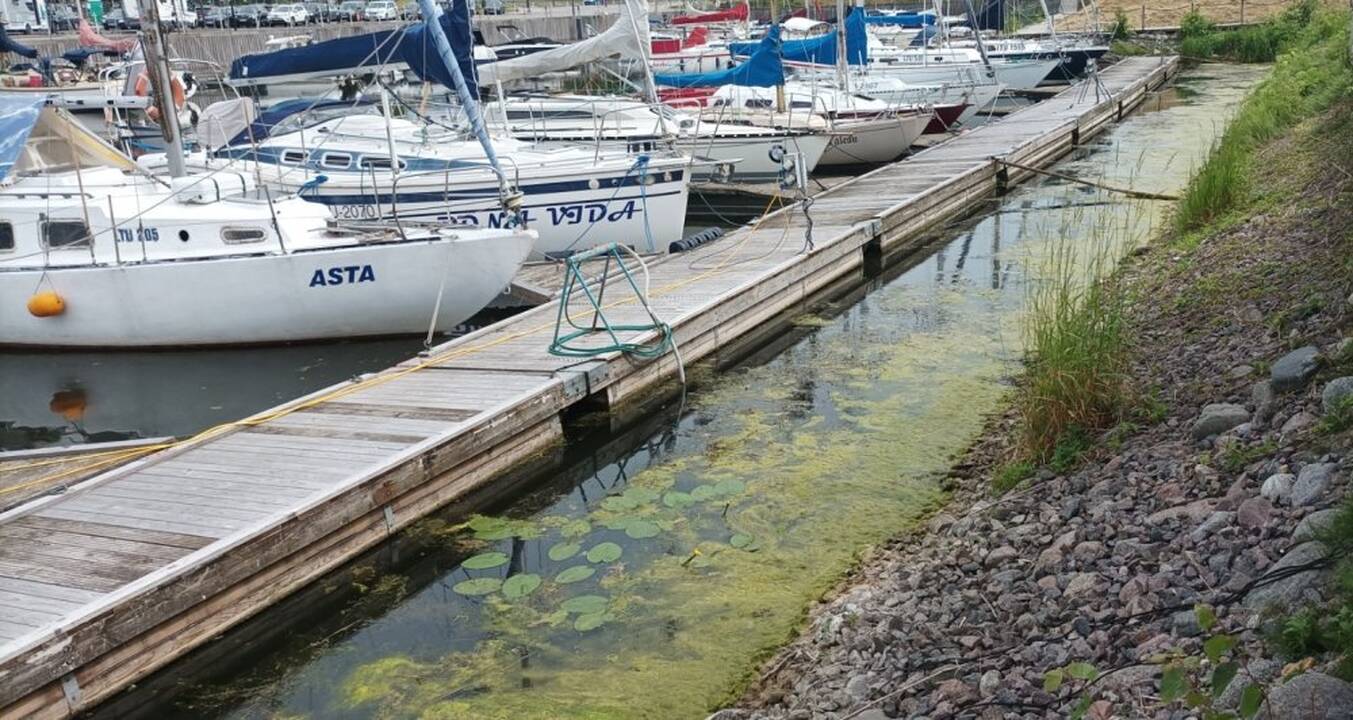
[865,12,937,28]
[229,0,478,96]
[908,25,940,46]
[225,98,374,147]
[0,96,44,182]
[0,25,38,59]
[729,7,867,66]
[653,25,783,88]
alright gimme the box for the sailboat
[0,5,535,348]
[477,0,830,183]
[202,0,691,258]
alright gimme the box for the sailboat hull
[818,112,930,165]
[0,231,534,348]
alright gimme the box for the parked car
[397,1,417,19]
[166,8,197,28]
[267,3,308,24]
[229,3,268,25]
[336,0,364,20]
[199,5,231,26]
[303,2,332,21]
[363,0,396,21]
[101,8,124,29]
[481,0,504,14]
[49,5,79,31]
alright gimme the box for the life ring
[134,71,185,124]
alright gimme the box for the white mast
[137,0,186,178]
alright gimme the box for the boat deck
[0,56,1179,719]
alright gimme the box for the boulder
[1256,672,1353,720]
[1261,473,1295,503]
[1321,376,1353,414]
[1242,542,1330,612]
[1290,463,1337,507]
[1271,346,1321,393]
[1192,403,1251,440]
[1293,508,1341,543]
[1253,380,1278,423]
[1237,497,1274,529]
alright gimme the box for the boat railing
[387,156,522,223]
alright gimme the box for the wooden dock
[0,56,1179,719]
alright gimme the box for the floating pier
[0,55,1178,719]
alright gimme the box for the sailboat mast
[772,0,785,112]
[137,0,185,178]
[834,0,846,91]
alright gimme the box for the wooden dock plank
[11,516,213,551]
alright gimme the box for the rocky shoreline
[708,96,1353,718]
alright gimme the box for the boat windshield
[13,107,140,177]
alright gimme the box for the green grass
[1270,498,1353,679]
[1179,0,1318,63]
[993,460,1035,493]
[1016,238,1131,466]
[1174,6,1352,232]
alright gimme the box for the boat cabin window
[790,100,814,109]
[503,110,595,121]
[358,156,406,171]
[0,222,12,252]
[743,99,773,109]
[321,152,352,169]
[281,149,306,165]
[221,227,267,244]
[43,220,91,249]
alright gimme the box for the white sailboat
[0,6,535,349]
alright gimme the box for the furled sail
[228,2,478,96]
[729,6,867,66]
[653,25,783,88]
[476,0,649,86]
[671,2,747,25]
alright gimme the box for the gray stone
[1191,511,1235,542]
[1217,659,1282,709]
[1283,411,1319,435]
[1262,473,1296,503]
[1237,497,1274,529]
[1254,381,1278,422]
[1294,509,1341,543]
[1064,572,1099,598]
[849,712,890,720]
[705,711,751,720]
[978,669,1001,698]
[1256,672,1353,719]
[844,674,872,702]
[1243,542,1330,611]
[1291,463,1338,506]
[1272,346,1321,393]
[984,545,1018,568]
[1323,376,1353,414]
[1193,403,1252,440]
[1098,664,1160,694]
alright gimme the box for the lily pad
[730,533,754,549]
[560,519,592,539]
[574,611,614,632]
[585,542,623,563]
[548,542,581,562]
[662,491,695,509]
[624,520,660,539]
[560,594,609,615]
[451,577,502,596]
[602,495,641,512]
[623,487,660,504]
[713,479,747,496]
[555,565,596,584]
[502,574,542,599]
[462,552,509,570]
[689,485,720,502]
[467,515,536,541]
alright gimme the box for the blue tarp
[654,25,783,88]
[225,98,373,147]
[908,25,940,46]
[0,96,44,182]
[729,7,867,67]
[229,0,478,96]
[865,12,937,28]
[0,25,38,59]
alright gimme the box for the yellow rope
[2,192,791,498]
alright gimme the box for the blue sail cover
[0,96,44,182]
[730,7,867,66]
[225,98,374,147]
[654,25,783,88]
[229,2,477,96]
[865,12,937,28]
[0,25,39,59]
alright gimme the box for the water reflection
[88,64,1268,720]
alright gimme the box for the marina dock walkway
[0,56,1178,719]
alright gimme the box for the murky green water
[94,64,1266,720]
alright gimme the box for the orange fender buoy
[27,291,66,317]
[49,389,87,422]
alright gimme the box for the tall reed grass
[1174,6,1352,231]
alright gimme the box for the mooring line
[996,157,1181,201]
